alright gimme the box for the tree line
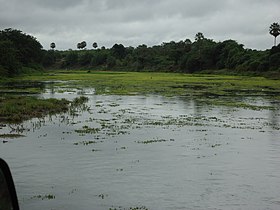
[0,25,280,77]
[43,32,280,74]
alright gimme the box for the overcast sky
[0,0,279,50]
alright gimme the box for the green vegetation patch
[70,96,89,107]
[0,96,69,123]
[0,96,88,124]
[14,71,280,110]
[204,99,275,110]
[19,71,280,97]
[0,133,25,138]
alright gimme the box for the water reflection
[268,101,280,129]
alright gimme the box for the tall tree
[111,44,126,59]
[195,32,205,42]
[194,32,205,71]
[50,42,56,50]
[77,42,82,49]
[0,40,21,76]
[0,28,43,65]
[81,41,87,49]
[77,41,87,50]
[269,22,280,46]
[92,42,98,49]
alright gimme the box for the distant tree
[0,28,43,65]
[0,28,44,76]
[193,32,205,71]
[50,42,56,50]
[65,51,78,66]
[90,51,108,66]
[214,40,245,69]
[269,44,280,70]
[42,49,57,67]
[0,40,21,76]
[269,22,280,46]
[77,42,82,49]
[107,55,116,68]
[182,39,192,53]
[81,41,87,49]
[77,41,87,50]
[111,44,126,59]
[162,41,186,65]
[79,51,92,66]
[134,44,152,70]
[195,32,205,42]
[92,42,98,49]
[184,38,192,45]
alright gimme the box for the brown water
[1,86,280,210]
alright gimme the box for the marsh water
[1,82,280,210]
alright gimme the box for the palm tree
[81,41,87,49]
[92,42,98,49]
[269,22,280,46]
[195,32,204,42]
[194,32,204,70]
[77,41,87,50]
[77,41,86,50]
[77,42,82,49]
[50,42,56,50]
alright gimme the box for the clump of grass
[109,206,148,210]
[0,96,89,124]
[136,138,174,144]
[31,194,55,200]
[0,96,69,123]
[129,207,148,210]
[0,134,25,138]
[69,96,90,115]
[74,125,101,134]
[73,140,97,145]
[70,96,88,107]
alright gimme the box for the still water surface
[1,86,280,210]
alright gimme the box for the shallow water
[1,85,280,210]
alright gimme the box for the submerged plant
[0,134,25,138]
[74,125,101,134]
[136,138,174,144]
[31,194,55,200]
[73,140,97,145]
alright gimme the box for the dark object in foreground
[0,158,19,210]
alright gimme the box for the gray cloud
[0,0,279,50]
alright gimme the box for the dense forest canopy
[0,28,43,76]
[0,28,279,77]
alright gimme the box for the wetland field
[1,71,280,210]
